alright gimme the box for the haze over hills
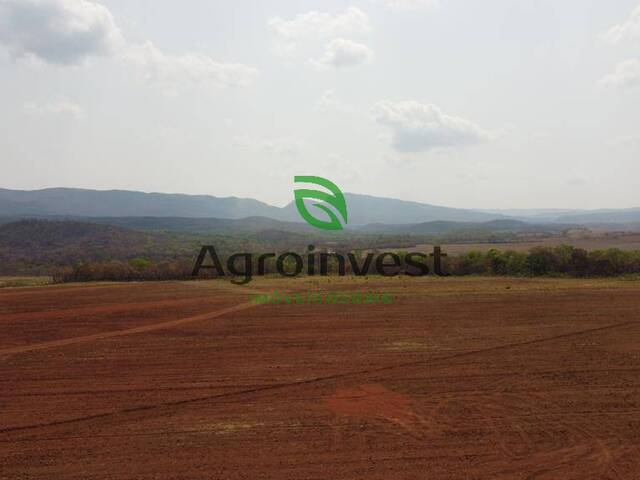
[553,209,640,224]
[0,216,557,237]
[1,188,639,227]
[0,188,282,219]
[283,193,507,224]
[0,187,506,224]
[0,216,315,235]
[354,219,567,235]
[479,208,640,224]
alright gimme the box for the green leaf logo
[294,176,348,231]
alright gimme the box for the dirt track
[1,277,639,479]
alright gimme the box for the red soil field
[1,277,639,479]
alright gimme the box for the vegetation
[2,220,640,283]
[51,245,640,283]
[446,246,640,277]
[0,277,52,288]
[0,220,421,277]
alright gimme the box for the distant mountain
[479,208,640,224]
[554,209,640,224]
[478,208,591,222]
[0,215,571,239]
[282,193,509,224]
[0,188,508,224]
[22,215,315,235]
[1,188,637,226]
[354,219,552,235]
[0,188,282,219]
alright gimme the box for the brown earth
[1,276,639,479]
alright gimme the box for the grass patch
[0,277,53,288]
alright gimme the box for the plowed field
[1,277,639,479]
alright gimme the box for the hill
[0,188,282,219]
[0,219,425,276]
[354,219,538,235]
[3,215,316,235]
[554,208,640,224]
[0,188,509,224]
[281,193,508,224]
[0,220,197,275]
[2,187,638,231]
[357,219,573,238]
[0,220,284,276]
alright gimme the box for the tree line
[445,245,640,277]
[51,245,640,283]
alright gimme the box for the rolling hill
[281,193,508,224]
[1,188,638,227]
[5,215,316,235]
[554,208,640,224]
[0,188,507,224]
[0,219,281,275]
[0,188,282,219]
[353,219,547,235]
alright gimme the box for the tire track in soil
[0,300,257,356]
[0,296,220,323]
[0,318,637,437]
[477,392,614,479]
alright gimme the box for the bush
[447,245,640,278]
[52,259,193,283]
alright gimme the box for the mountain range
[1,187,639,227]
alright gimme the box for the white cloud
[383,0,440,11]
[601,4,640,45]
[600,6,640,90]
[0,0,123,65]
[373,101,491,153]
[268,7,373,62]
[600,59,640,89]
[0,0,258,90]
[122,42,258,90]
[269,7,371,45]
[23,100,84,119]
[314,38,373,68]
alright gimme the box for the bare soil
[1,277,639,479]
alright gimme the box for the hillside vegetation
[0,220,422,276]
[2,220,639,281]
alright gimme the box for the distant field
[1,276,639,478]
[413,232,640,253]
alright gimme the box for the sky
[0,0,639,209]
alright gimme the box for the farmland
[411,231,640,254]
[1,277,640,478]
